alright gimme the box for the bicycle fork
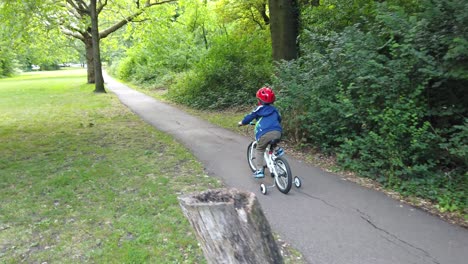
[262,150,278,190]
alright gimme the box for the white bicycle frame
[251,141,279,176]
[263,144,279,176]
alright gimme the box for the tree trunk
[84,36,95,84]
[269,0,299,61]
[90,0,105,93]
[178,188,284,264]
[63,0,177,89]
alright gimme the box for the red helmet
[256,86,276,104]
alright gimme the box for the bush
[110,23,203,89]
[39,63,60,71]
[274,0,467,212]
[168,32,273,109]
[0,48,16,77]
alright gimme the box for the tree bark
[84,36,95,84]
[178,188,283,264]
[90,0,105,93]
[269,0,299,61]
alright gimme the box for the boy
[238,87,282,178]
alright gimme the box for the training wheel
[260,183,267,195]
[294,176,302,188]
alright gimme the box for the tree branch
[99,0,177,39]
[61,27,85,41]
[145,0,177,8]
[258,3,269,25]
[249,7,264,29]
[67,0,89,15]
[99,9,143,39]
[76,0,89,10]
[97,0,108,14]
[131,18,151,23]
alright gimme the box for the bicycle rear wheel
[246,141,257,172]
[274,157,292,194]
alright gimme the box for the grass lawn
[0,69,222,263]
[118,80,249,135]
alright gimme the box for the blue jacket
[241,104,282,140]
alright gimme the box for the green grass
[120,81,249,135]
[0,70,222,263]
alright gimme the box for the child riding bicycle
[238,87,282,178]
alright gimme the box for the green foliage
[0,0,81,74]
[300,0,422,34]
[168,33,272,109]
[275,0,467,212]
[0,46,17,77]
[300,0,376,34]
[0,1,21,76]
[107,3,204,87]
[110,0,273,108]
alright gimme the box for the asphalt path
[104,73,467,264]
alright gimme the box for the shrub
[0,48,16,77]
[168,32,273,109]
[274,0,467,212]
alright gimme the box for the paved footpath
[104,73,467,264]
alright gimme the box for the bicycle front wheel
[246,141,257,172]
[274,157,292,194]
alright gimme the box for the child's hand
[238,121,243,127]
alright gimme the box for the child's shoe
[275,147,284,156]
[253,169,265,178]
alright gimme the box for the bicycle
[244,123,302,195]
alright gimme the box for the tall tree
[89,0,104,92]
[61,0,176,87]
[268,0,299,61]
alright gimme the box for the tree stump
[178,188,284,264]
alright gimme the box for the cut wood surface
[178,188,284,264]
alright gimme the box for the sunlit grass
[0,70,221,263]
[121,80,250,135]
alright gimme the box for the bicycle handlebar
[238,121,256,127]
